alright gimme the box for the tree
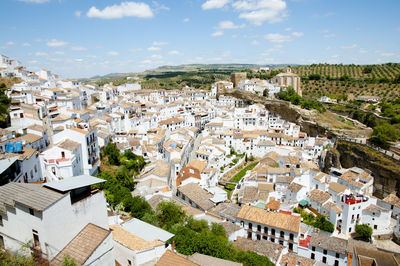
[156,201,186,230]
[355,224,373,241]
[124,196,153,219]
[370,123,400,148]
[103,143,120,165]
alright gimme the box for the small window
[128,259,132,265]
[0,215,3,226]
[322,256,327,263]
[32,230,40,248]
[311,253,315,259]
[323,249,327,255]
[29,208,34,216]
[336,253,340,258]
[374,225,378,230]
[312,246,315,251]
[335,260,339,266]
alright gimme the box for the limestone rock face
[336,141,400,198]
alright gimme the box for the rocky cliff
[222,89,368,138]
[325,141,400,198]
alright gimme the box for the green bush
[355,224,373,241]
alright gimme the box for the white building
[236,205,301,252]
[0,175,112,261]
[52,128,100,176]
[111,218,174,266]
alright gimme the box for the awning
[299,199,308,207]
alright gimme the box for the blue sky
[1,0,399,78]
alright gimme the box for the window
[349,227,352,233]
[248,223,252,230]
[257,225,261,232]
[280,231,284,238]
[311,253,315,259]
[271,238,275,243]
[34,164,37,173]
[374,225,378,230]
[128,259,132,265]
[247,232,252,239]
[264,227,268,234]
[0,235,3,248]
[289,233,294,241]
[32,230,40,248]
[335,260,339,266]
[289,243,293,251]
[312,246,315,251]
[271,229,275,235]
[336,253,340,258]
[61,151,65,158]
[257,234,261,240]
[0,215,2,226]
[323,249,327,255]
[29,208,34,216]
[279,240,284,245]
[322,257,327,263]
[263,236,268,240]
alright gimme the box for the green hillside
[292,63,400,81]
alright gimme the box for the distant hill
[81,64,292,84]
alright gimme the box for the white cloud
[74,11,82,17]
[35,52,48,56]
[285,27,292,31]
[359,48,367,54]
[128,48,142,52]
[341,44,357,49]
[168,50,182,55]
[183,18,190,23]
[6,41,16,46]
[17,0,49,3]
[218,20,245,29]
[152,41,169,46]
[108,51,119,56]
[22,42,31,47]
[153,2,170,12]
[211,30,224,37]
[264,33,291,43]
[323,33,336,38]
[151,54,163,59]
[148,46,161,51]
[234,0,287,25]
[292,31,303,37]
[47,39,68,47]
[251,40,260,46]
[381,52,395,57]
[71,46,88,51]
[141,59,152,64]
[87,2,154,19]
[75,58,84,62]
[202,0,231,10]
[28,60,38,64]
[54,51,65,55]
